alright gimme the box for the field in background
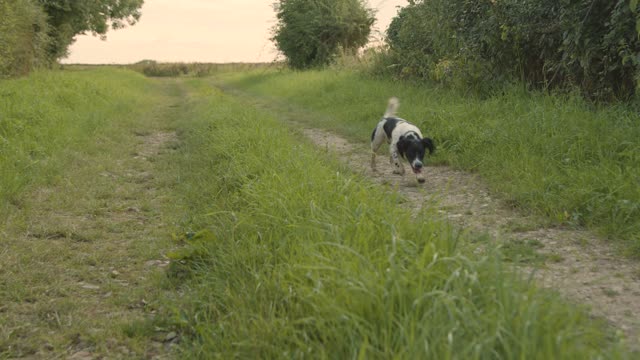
[212,69,640,257]
[0,66,636,357]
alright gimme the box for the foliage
[382,0,640,100]
[38,0,144,60]
[0,0,50,77]
[0,0,144,77]
[272,0,375,69]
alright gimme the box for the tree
[38,0,144,60]
[272,0,375,69]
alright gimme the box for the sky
[63,0,408,64]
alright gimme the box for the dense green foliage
[39,0,144,60]
[157,78,627,358]
[382,0,640,100]
[0,0,50,77]
[0,0,144,77]
[272,0,375,69]
[216,69,640,255]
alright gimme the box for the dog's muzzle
[411,161,423,174]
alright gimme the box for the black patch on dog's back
[383,118,403,138]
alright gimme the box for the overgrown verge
[159,79,630,358]
[0,68,156,216]
[213,69,640,256]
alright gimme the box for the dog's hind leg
[370,122,386,172]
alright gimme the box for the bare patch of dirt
[302,127,640,347]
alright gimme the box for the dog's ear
[422,137,435,154]
[397,136,408,156]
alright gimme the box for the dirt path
[0,82,183,359]
[300,125,640,347]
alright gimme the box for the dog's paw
[417,178,425,184]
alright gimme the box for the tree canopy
[1,0,145,77]
[39,0,144,59]
[272,0,375,69]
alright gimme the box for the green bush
[381,0,640,100]
[272,0,375,69]
[0,0,50,77]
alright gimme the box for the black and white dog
[370,97,435,183]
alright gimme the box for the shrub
[0,0,50,77]
[381,0,640,100]
[272,0,375,69]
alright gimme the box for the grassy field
[158,77,630,358]
[0,68,157,214]
[0,67,636,358]
[213,69,640,256]
[0,68,184,357]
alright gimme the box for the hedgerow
[381,0,640,100]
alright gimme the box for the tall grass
[160,79,628,358]
[0,68,156,214]
[214,69,640,256]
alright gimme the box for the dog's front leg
[391,151,405,175]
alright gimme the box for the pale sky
[63,0,408,64]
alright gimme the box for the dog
[370,97,435,183]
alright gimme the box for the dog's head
[398,135,435,175]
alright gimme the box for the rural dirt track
[0,105,180,358]
[298,125,640,349]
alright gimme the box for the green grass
[0,68,156,214]
[1,67,636,358]
[212,69,640,256]
[157,79,629,358]
[0,68,184,357]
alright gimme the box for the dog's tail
[384,97,399,118]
